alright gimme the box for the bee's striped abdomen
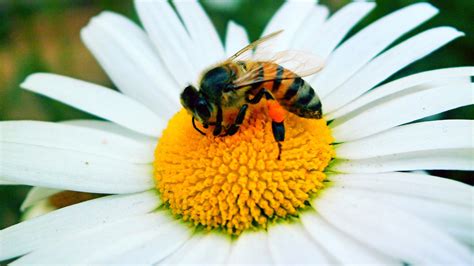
[272,68,322,119]
[271,65,285,93]
[241,61,322,119]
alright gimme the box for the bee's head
[180,85,213,125]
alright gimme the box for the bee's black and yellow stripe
[243,61,322,119]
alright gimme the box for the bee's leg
[272,121,285,160]
[205,121,216,129]
[247,89,285,159]
[246,89,273,104]
[192,117,206,135]
[226,104,249,136]
[213,106,223,136]
[267,100,286,160]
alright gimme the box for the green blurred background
[0,0,472,230]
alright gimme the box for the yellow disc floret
[154,106,334,235]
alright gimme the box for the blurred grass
[0,0,472,230]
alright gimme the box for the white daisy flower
[1,0,473,264]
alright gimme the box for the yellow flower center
[153,106,334,235]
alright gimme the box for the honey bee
[180,30,323,159]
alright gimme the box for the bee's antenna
[192,117,206,136]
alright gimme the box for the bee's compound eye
[181,85,199,108]
[182,85,199,97]
[196,99,211,120]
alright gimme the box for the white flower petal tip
[335,120,474,160]
[291,5,330,51]
[307,1,375,59]
[322,26,465,113]
[20,73,165,137]
[259,0,318,51]
[312,2,439,98]
[20,187,61,212]
[80,11,181,119]
[225,21,250,57]
[173,0,225,66]
[0,191,160,261]
[134,0,201,86]
[20,199,56,221]
[313,188,472,264]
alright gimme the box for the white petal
[226,231,273,264]
[447,227,474,247]
[20,187,61,211]
[174,0,225,68]
[62,119,156,145]
[92,221,191,264]
[0,191,159,261]
[268,222,333,264]
[12,212,173,264]
[135,0,200,86]
[314,188,471,264]
[225,21,250,57]
[1,121,154,163]
[301,210,394,264]
[307,1,375,60]
[312,3,438,98]
[327,67,474,120]
[328,187,473,246]
[258,0,316,51]
[0,180,16,185]
[335,120,474,160]
[1,142,154,193]
[330,81,474,142]
[323,27,464,113]
[81,11,180,119]
[21,73,165,137]
[328,172,471,206]
[290,5,329,50]
[330,148,474,173]
[160,232,231,265]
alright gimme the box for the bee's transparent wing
[232,50,325,88]
[227,30,283,62]
[227,30,324,88]
[253,50,325,77]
